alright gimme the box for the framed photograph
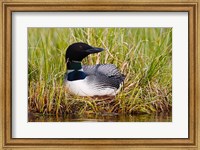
[0,0,199,149]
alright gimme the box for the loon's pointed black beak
[86,47,104,54]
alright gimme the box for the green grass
[28,28,172,116]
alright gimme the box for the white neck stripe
[71,60,81,63]
[67,69,83,73]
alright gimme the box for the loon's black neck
[66,60,86,81]
[67,60,82,70]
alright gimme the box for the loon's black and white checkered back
[82,64,125,89]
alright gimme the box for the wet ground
[28,112,172,122]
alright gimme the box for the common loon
[64,42,125,96]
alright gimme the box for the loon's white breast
[65,75,120,96]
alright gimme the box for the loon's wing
[82,64,125,89]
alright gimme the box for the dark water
[28,113,172,122]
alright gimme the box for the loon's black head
[66,42,104,62]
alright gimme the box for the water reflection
[28,113,172,122]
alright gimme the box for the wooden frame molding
[0,0,199,149]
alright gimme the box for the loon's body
[64,42,125,96]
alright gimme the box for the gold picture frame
[0,0,199,149]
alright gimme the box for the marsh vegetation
[28,28,172,121]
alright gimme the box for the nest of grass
[28,83,172,116]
